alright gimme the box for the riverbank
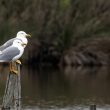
[25,37,110,67]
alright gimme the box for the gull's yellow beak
[21,43,27,47]
[26,34,31,37]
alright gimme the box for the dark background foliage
[0,0,110,66]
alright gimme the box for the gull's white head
[17,31,31,38]
[12,39,27,49]
[16,31,31,48]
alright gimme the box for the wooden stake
[2,62,21,110]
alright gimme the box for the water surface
[1,66,110,110]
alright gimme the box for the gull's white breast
[12,46,24,61]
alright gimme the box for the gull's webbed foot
[9,62,18,75]
[16,60,21,65]
[10,69,18,74]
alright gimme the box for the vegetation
[0,0,110,66]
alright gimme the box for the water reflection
[1,66,110,109]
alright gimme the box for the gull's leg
[10,62,18,74]
[12,62,18,74]
[9,62,12,72]
[16,60,21,65]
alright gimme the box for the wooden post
[2,62,21,110]
[90,104,96,110]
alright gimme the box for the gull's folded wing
[0,46,20,62]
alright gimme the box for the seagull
[0,31,31,74]
[0,31,31,63]
[0,31,31,51]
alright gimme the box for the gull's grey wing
[0,46,20,62]
[0,38,16,51]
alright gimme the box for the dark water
[1,66,110,110]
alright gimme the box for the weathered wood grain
[2,62,21,110]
